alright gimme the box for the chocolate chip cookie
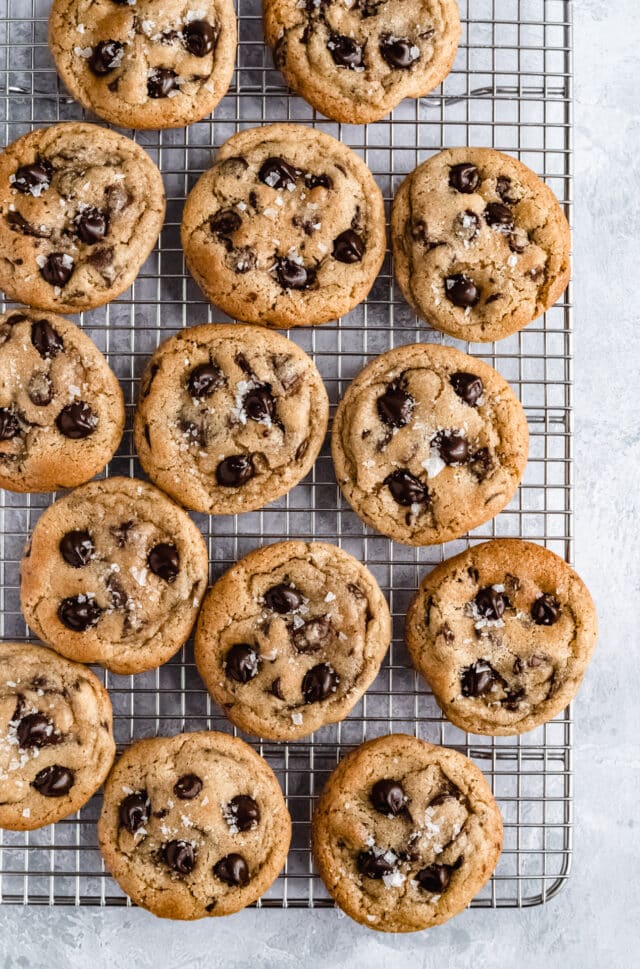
[331,343,529,546]
[134,324,329,515]
[406,540,598,735]
[0,308,125,492]
[391,148,571,342]
[0,123,165,313]
[20,477,209,675]
[49,0,237,130]
[98,731,291,919]
[264,0,460,124]
[312,733,502,932]
[195,541,391,740]
[181,124,386,327]
[0,641,115,831]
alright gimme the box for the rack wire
[0,0,573,909]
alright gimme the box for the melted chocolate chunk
[264,584,302,613]
[17,713,60,749]
[370,779,406,816]
[163,840,197,875]
[110,520,134,547]
[174,774,203,800]
[188,362,224,397]
[76,206,108,244]
[183,19,217,57]
[56,401,97,439]
[384,469,429,507]
[475,586,506,620]
[357,848,396,879]
[461,659,499,697]
[214,853,249,886]
[301,663,338,703]
[470,446,492,481]
[30,320,63,362]
[106,574,128,610]
[13,159,52,196]
[210,208,242,239]
[434,430,469,465]
[454,209,480,242]
[445,273,481,308]
[274,257,314,290]
[180,419,207,447]
[328,34,364,69]
[449,163,480,194]
[6,211,50,237]
[243,383,275,423]
[227,795,260,831]
[148,543,179,582]
[225,643,260,683]
[531,593,560,626]
[57,595,102,632]
[292,616,331,653]
[379,35,420,69]
[333,229,365,263]
[270,677,283,699]
[147,68,178,98]
[60,530,94,568]
[304,172,333,190]
[485,201,514,231]
[0,408,20,440]
[28,371,53,407]
[258,157,299,190]
[119,791,151,833]
[88,40,124,76]
[40,253,74,287]
[450,371,483,407]
[32,765,74,797]
[377,380,414,428]
[416,863,453,893]
[216,454,255,487]
[496,175,517,204]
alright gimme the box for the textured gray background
[1,1,638,966]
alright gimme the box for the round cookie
[134,324,329,515]
[98,731,291,919]
[181,123,386,328]
[0,123,165,313]
[0,641,115,831]
[20,477,209,676]
[195,541,391,740]
[391,148,571,342]
[49,0,237,130]
[312,734,503,932]
[331,343,529,546]
[264,0,461,124]
[0,308,125,492]
[406,539,598,735]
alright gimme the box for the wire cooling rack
[0,0,573,910]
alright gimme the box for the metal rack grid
[0,0,573,910]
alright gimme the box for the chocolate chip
[183,19,217,56]
[274,257,314,290]
[328,34,364,69]
[485,202,514,231]
[232,246,257,274]
[270,678,283,699]
[174,774,203,800]
[13,160,52,196]
[216,454,255,487]
[445,273,481,308]
[357,848,396,879]
[180,419,207,448]
[6,211,50,237]
[31,318,63,358]
[0,408,20,440]
[377,381,414,428]
[188,362,224,397]
[416,863,453,893]
[292,616,331,653]
[107,575,128,610]
[214,853,249,887]
[509,227,529,253]
[210,208,242,239]
[264,584,302,613]
[301,663,338,703]
[60,530,94,568]
[454,209,480,242]
[304,172,332,190]
[470,446,492,481]
[370,779,406,816]
[475,586,505,620]
[76,206,108,244]
[56,401,97,439]
[40,252,74,287]
[384,469,429,507]
[148,543,179,582]
[17,713,60,749]
[434,430,469,465]
[163,840,197,875]
[225,643,260,683]
[449,163,480,194]
[28,371,53,406]
[119,791,151,833]
[496,175,516,204]
[88,40,124,76]
[31,765,74,797]
[110,520,134,547]
[380,35,420,69]
[258,157,299,190]
[243,383,275,423]
[531,593,560,626]
[461,660,498,697]
[58,595,102,632]
[227,795,260,831]
[147,68,178,98]
[333,229,365,263]
[450,371,483,407]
